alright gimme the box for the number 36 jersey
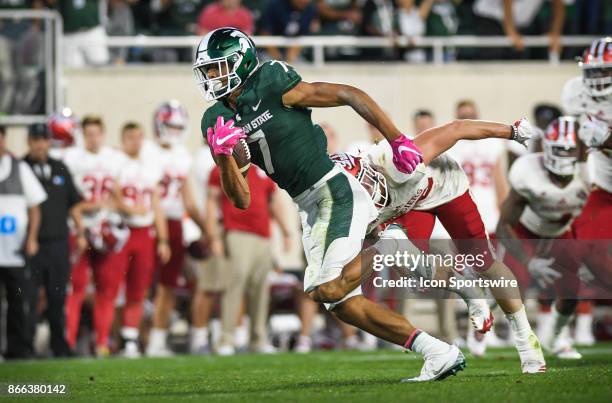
[201,60,335,198]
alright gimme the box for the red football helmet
[580,37,612,97]
[48,108,79,148]
[331,152,388,209]
[153,100,188,146]
[543,116,579,176]
[86,210,130,253]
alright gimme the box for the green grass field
[1,345,611,402]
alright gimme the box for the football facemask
[580,37,612,98]
[193,28,259,101]
[543,116,579,177]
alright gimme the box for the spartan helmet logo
[193,28,259,101]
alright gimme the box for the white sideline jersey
[562,76,612,193]
[509,153,589,238]
[193,146,217,205]
[359,142,468,233]
[447,138,506,233]
[64,146,126,229]
[116,156,163,228]
[142,140,193,220]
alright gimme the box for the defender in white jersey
[498,117,589,360]
[331,117,547,374]
[143,101,208,358]
[562,37,612,347]
[562,38,612,282]
[111,122,170,358]
[61,116,129,356]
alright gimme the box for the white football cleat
[252,344,278,354]
[467,329,487,358]
[146,345,175,358]
[467,299,494,334]
[216,344,236,356]
[121,341,141,359]
[553,345,582,360]
[516,332,546,374]
[294,335,312,353]
[544,329,582,360]
[402,345,466,382]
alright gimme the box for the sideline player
[332,117,545,372]
[144,101,208,357]
[195,28,539,379]
[63,116,127,356]
[111,122,171,357]
[561,37,612,346]
[497,117,589,360]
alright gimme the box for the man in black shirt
[24,123,85,357]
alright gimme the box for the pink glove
[390,134,423,174]
[207,116,246,156]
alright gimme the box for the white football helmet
[153,100,188,146]
[543,116,579,176]
[580,37,612,98]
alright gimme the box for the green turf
[1,345,611,402]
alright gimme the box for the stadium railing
[0,9,62,125]
[105,35,600,67]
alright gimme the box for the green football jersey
[201,60,335,198]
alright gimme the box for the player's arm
[413,119,518,164]
[180,179,208,237]
[205,186,224,256]
[152,188,171,264]
[25,205,41,257]
[496,189,530,265]
[282,81,402,142]
[207,117,251,209]
[217,155,251,209]
[269,190,292,252]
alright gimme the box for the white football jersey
[142,141,193,220]
[116,156,163,228]
[509,153,589,237]
[447,138,506,233]
[64,145,125,202]
[562,76,612,193]
[359,142,468,233]
[193,146,217,206]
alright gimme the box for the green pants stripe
[324,173,354,255]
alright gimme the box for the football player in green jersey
[194,28,539,380]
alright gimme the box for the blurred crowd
[0,0,610,67]
[0,92,608,361]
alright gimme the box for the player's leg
[572,189,612,289]
[190,255,226,354]
[246,234,274,352]
[92,248,126,357]
[435,191,545,373]
[65,251,90,350]
[148,220,185,357]
[218,231,251,355]
[121,227,157,358]
[301,170,463,382]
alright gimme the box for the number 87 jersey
[201,60,335,199]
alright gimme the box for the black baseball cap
[28,123,50,139]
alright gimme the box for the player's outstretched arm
[283,82,425,173]
[282,81,402,142]
[414,119,530,164]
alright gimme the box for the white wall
[11,62,580,155]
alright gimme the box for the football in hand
[232,138,251,176]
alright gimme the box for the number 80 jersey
[201,60,335,198]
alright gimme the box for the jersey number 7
[248,129,275,174]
